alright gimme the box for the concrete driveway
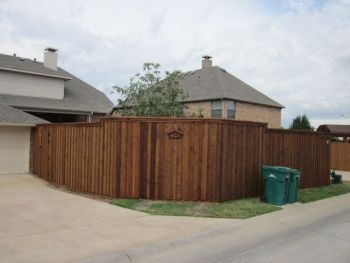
[1,173,350,263]
[0,174,229,263]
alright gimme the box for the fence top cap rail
[36,122,102,127]
[102,116,267,125]
[267,128,330,135]
[36,116,268,128]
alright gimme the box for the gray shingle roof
[179,66,283,108]
[0,104,49,125]
[0,53,71,79]
[0,53,113,114]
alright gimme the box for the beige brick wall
[184,101,211,117]
[114,101,281,127]
[235,101,281,128]
[184,100,281,128]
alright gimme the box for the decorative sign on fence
[168,130,183,139]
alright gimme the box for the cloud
[0,0,349,127]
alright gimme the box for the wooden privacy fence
[331,143,350,171]
[33,117,330,202]
[33,118,266,202]
[265,129,330,188]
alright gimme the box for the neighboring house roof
[317,124,350,136]
[0,53,71,80]
[0,104,49,125]
[0,53,113,114]
[179,66,283,108]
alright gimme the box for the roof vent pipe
[202,55,212,69]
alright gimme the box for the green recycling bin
[287,169,300,203]
[262,166,291,206]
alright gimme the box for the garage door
[0,126,31,174]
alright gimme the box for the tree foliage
[289,114,314,131]
[114,63,188,117]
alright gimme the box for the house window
[211,100,222,118]
[227,101,235,119]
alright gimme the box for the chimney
[202,55,212,69]
[44,47,58,70]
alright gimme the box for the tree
[114,63,188,117]
[289,114,314,131]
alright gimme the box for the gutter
[0,123,36,127]
[14,106,107,115]
[0,67,72,81]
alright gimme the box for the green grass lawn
[111,198,281,219]
[110,182,350,218]
[298,181,350,203]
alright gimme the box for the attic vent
[13,53,16,57]
[19,58,25,61]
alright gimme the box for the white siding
[0,126,30,174]
[0,70,64,99]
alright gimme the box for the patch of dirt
[190,202,210,216]
[136,200,163,211]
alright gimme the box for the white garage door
[0,126,31,174]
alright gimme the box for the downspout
[221,98,224,118]
[88,112,93,122]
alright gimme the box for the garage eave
[0,123,36,127]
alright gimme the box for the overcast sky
[1,0,349,127]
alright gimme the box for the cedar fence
[33,117,330,202]
[265,129,330,188]
[331,143,350,171]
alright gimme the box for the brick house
[112,56,283,128]
[181,56,283,128]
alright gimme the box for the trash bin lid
[266,173,290,181]
[262,166,291,173]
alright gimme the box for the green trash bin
[287,169,300,203]
[262,166,291,206]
